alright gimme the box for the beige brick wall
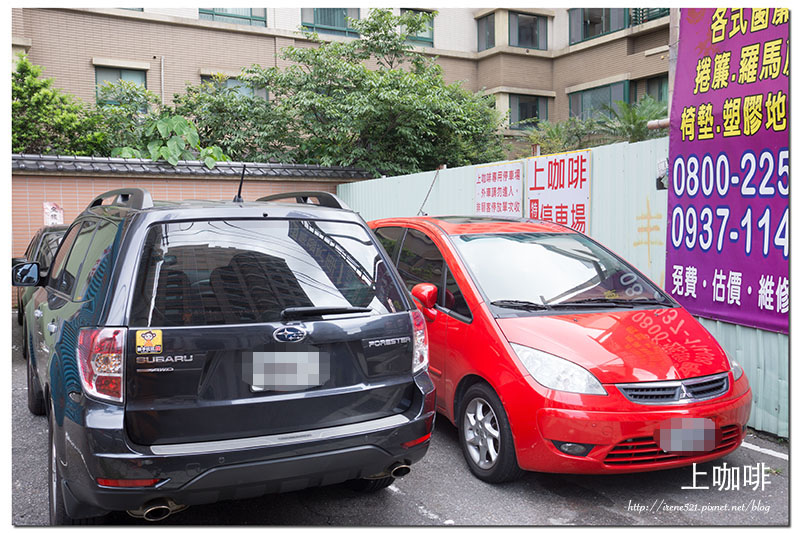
[551,29,668,121]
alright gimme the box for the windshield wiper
[490,299,551,311]
[281,306,372,320]
[550,298,635,308]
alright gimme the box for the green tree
[172,75,296,163]
[97,80,229,168]
[595,95,668,143]
[12,54,105,155]
[243,8,506,176]
[526,116,599,155]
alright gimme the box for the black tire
[345,476,395,492]
[27,353,46,416]
[457,383,523,483]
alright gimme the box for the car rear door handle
[47,322,57,334]
[33,309,43,319]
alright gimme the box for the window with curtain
[401,8,434,47]
[477,13,495,52]
[569,81,628,119]
[509,94,547,129]
[301,8,360,37]
[95,67,146,104]
[568,8,626,44]
[509,12,547,50]
[200,75,267,100]
[198,8,266,26]
[646,75,668,102]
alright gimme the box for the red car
[369,216,752,482]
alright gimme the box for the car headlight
[511,343,606,395]
[728,357,744,381]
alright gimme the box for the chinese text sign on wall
[526,150,592,233]
[474,161,524,217]
[43,202,63,226]
[667,8,788,333]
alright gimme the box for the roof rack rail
[88,188,154,211]
[256,191,349,210]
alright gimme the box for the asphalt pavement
[11,312,789,526]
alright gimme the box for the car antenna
[233,164,246,203]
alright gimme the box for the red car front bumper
[507,373,752,474]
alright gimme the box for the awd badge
[136,329,163,355]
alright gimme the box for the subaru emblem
[273,325,308,343]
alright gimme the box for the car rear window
[129,219,407,327]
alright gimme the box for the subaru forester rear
[14,189,435,524]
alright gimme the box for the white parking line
[386,483,454,525]
[742,440,789,461]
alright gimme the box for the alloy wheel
[462,397,501,469]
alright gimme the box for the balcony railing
[629,8,670,26]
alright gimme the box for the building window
[509,94,547,129]
[645,75,668,102]
[301,8,360,37]
[198,8,266,26]
[200,75,267,99]
[95,67,146,104]
[401,8,434,47]
[629,8,669,26]
[569,81,628,119]
[477,13,495,52]
[568,8,626,44]
[509,12,546,50]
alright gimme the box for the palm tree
[595,95,668,143]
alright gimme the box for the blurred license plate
[655,418,719,454]
[246,349,330,392]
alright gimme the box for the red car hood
[497,307,729,384]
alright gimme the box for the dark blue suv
[13,189,435,524]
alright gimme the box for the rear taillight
[77,328,125,403]
[97,478,162,488]
[410,310,428,373]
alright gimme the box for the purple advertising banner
[666,8,789,334]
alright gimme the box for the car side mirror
[411,283,438,310]
[12,262,42,287]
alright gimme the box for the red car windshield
[453,232,670,309]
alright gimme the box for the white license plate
[245,350,330,392]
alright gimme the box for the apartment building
[11,8,671,138]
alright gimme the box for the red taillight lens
[410,310,428,373]
[77,328,125,403]
[97,478,161,488]
[402,432,432,449]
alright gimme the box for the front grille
[685,374,728,399]
[604,425,741,466]
[617,373,729,405]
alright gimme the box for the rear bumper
[57,372,435,518]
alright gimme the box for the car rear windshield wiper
[280,306,373,320]
[490,299,551,311]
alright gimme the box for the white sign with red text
[474,160,524,217]
[525,149,592,233]
[43,202,64,226]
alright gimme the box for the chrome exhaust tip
[127,498,187,522]
[391,464,411,478]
